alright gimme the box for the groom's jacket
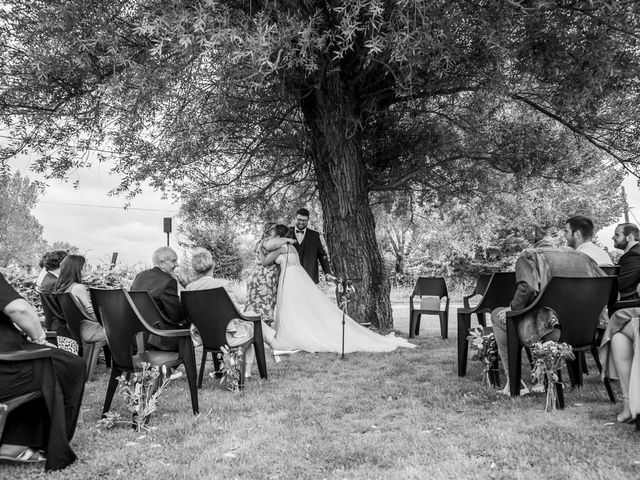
[287,227,331,283]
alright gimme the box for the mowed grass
[5,303,640,480]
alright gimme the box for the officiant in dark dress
[0,272,85,470]
[288,208,332,284]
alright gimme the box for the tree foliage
[0,1,638,326]
[0,171,47,267]
[179,220,244,281]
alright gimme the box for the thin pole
[622,186,630,223]
[341,294,346,359]
[166,231,170,246]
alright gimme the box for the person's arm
[159,277,185,326]
[263,237,295,252]
[262,247,282,266]
[510,255,536,311]
[4,298,46,343]
[317,234,332,275]
[72,283,98,322]
[618,252,640,294]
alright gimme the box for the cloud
[9,156,180,266]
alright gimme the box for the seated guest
[186,248,254,347]
[130,247,186,350]
[186,249,294,377]
[186,248,229,292]
[599,223,640,423]
[492,225,602,394]
[613,223,640,300]
[54,255,106,344]
[39,250,68,294]
[0,272,85,470]
[35,253,49,291]
[564,215,613,267]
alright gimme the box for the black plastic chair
[0,348,79,471]
[409,277,450,339]
[505,276,618,406]
[89,288,199,416]
[56,292,109,382]
[600,265,620,276]
[457,272,516,378]
[181,288,267,389]
[462,273,493,327]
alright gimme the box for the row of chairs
[456,271,621,408]
[411,270,623,408]
[36,287,269,417]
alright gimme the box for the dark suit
[288,227,331,283]
[618,243,640,299]
[130,267,184,350]
[40,271,58,294]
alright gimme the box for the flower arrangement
[216,345,243,392]
[84,264,138,290]
[98,362,182,431]
[466,326,500,387]
[531,340,575,412]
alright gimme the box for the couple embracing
[245,208,414,354]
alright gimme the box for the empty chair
[89,288,199,416]
[409,277,450,340]
[56,292,108,382]
[181,287,266,389]
[462,273,493,327]
[457,272,516,378]
[505,276,618,407]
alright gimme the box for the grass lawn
[4,302,640,480]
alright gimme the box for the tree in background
[1,2,638,327]
[179,219,244,281]
[376,159,624,291]
[0,171,47,267]
[50,241,81,255]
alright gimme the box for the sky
[9,156,180,267]
[6,155,640,267]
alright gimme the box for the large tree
[0,171,47,267]
[1,1,638,327]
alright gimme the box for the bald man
[131,247,185,350]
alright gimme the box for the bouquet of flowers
[531,340,575,412]
[326,275,356,310]
[216,345,243,392]
[98,362,182,431]
[466,326,499,387]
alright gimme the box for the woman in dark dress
[0,272,85,470]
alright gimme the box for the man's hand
[497,307,511,325]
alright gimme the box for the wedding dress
[272,246,415,353]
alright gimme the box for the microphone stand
[341,276,347,359]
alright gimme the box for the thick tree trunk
[300,80,393,330]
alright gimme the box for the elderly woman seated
[186,249,295,377]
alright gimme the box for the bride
[264,224,415,353]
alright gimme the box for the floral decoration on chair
[98,362,182,431]
[466,326,499,387]
[216,345,243,392]
[531,341,575,412]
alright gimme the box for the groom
[288,208,332,284]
